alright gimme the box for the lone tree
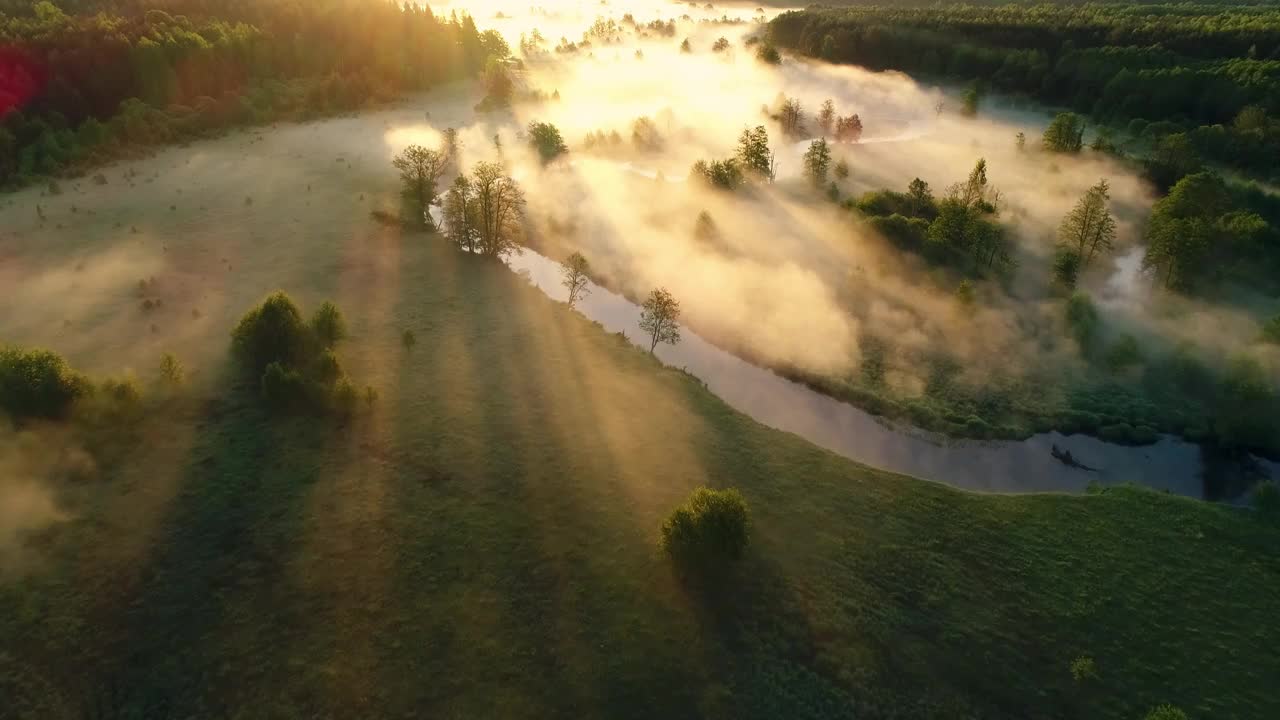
[639,287,681,353]
[1057,179,1117,267]
[470,161,526,258]
[817,99,835,136]
[712,37,730,52]
[1043,112,1086,153]
[527,120,567,163]
[735,125,774,181]
[392,144,447,229]
[660,486,750,573]
[560,251,591,309]
[803,138,832,185]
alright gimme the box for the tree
[560,252,591,309]
[442,127,460,169]
[1145,133,1201,192]
[660,486,750,572]
[392,144,447,229]
[756,42,781,64]
[1216,354,1276,449]
[443,174,478,252]
[1058,180,1116,266]
[481,57,513,106]
[1015,132,1026,152]
[680,38,691,53]
[818,99,835,136]
[1065,291,1099,355]
[712,37,730,52]
[907,178,933,215]
[310,301,347,348]
[778,97,804,137]
[632,116,663,152]
[0,346,88,420]
[691,158,743,190]
[834,114,862,143]
[960,85,981,117]
[231,292,310,373]
[527,120,567,163]
[640,287,681,353]
[834,159,849,180]
[469,161,525,258]
[1141,172,1230,290]
[803,139,831,185]
[1042,112,1085,153]
[1052,245,1081,288]
[159,352,184,386]
[735,125,774,181]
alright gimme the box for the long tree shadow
[83,365,334,718]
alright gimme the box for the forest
[768,3,1280,179]
[0,0,505,185]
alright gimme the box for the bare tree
[639,287,681,353]
[778,97,805,137]
[470,161,526,258]
[392,144,447,229]
[561,252,591,309]
[818,99,835,137]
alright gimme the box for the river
[506,248,1278,498]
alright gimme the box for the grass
[2,238,1278,719]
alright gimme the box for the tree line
[768,4,1280,180]
[0,0,507,186]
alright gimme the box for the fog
[398,0,1239,395]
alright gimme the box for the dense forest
[769,3,1280,179]
[0,0,507,186]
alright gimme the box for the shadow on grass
[79,367,335,718]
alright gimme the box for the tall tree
[735,125,774,181]
[907,178,933,216]
[818,99,835,137]
[803,138,832,185]
[778,97,804,137]
[1042,112,1085,153]
[1058,180,1117,265]
[442,174,477,252]
[392,144,447,229]
[561,252,591,309]
[639,287,682,353]
[470,161,525,257]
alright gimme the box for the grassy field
[3,230,1278,719]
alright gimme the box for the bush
[1144,706,1188,720]
[159,352,184,385]
[231,292,311,373]
[1069,656,1097,682]
[310,301,347,348]
[661,487,750,572]
[0,346,89,420]
[260,361,312,412]
[1253,480,1279,516]
[402,329,416,350]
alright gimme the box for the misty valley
[2,1,1279,719]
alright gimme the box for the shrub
[158,352,184,385]
[310,301,347,349]
[1253,480,1279,516]
[402,329,416,350]
[1144,705,1188,720]
[0,346,89,420]
[332,379,358,417]
[310,349,342,386]
[231,292,311,373]
[260,361,311,412]
[1069,656,1097,682]
[661,487,750,572]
